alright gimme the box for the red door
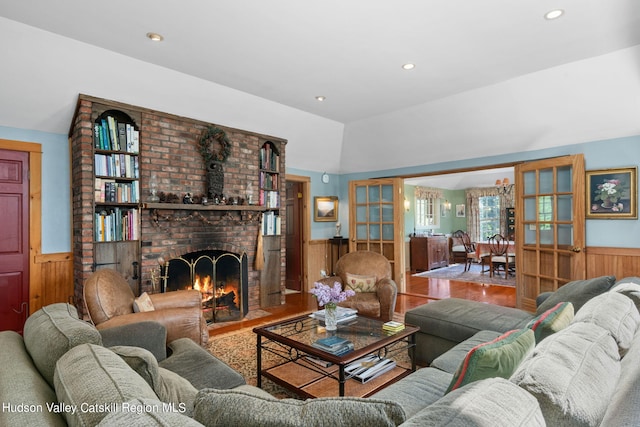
[0,149,29,333]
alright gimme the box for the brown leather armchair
[83,269,208,346]
[317,251,397,322]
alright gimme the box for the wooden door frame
[0,139,42,315]
[285,174,311,292]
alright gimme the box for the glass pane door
[515,155,585,311]
[349,178,405,291]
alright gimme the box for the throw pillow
[133,292,155,312]
[193,388,406,427]
[526,302,574,343]
[445,328,535,393]
[573,291,640,356]
[23,303,102,387]
[345,273,377,293]
[536,275,615,315]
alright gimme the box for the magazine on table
[310,306,358,323]
[345,355,396,383]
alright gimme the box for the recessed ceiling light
[544,9,564,20]
[402,63,416,70]
[315,96,326,102]
[146,32,164,42]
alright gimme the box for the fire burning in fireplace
[160,250,248,323]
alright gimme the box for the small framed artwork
[586,167,637,219]
[456,204,466,217]
[314,196,338,222]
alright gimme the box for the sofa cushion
[612,278,640,312]
[345,272,377,293]
[0,331,67,427]
[370,367,453,419]
[193,388,406,427]
[54,343,159,426]
[446,329,535,393]
[110,345,198,416]
[99,321,168,361]
[23,303,102,387]
[535,275,616,315]
[402,378,545,427]
[510,322,620,427]
[526,302,574,343]
[97,398,203,426]
[431,330,502,374]
[573,291,640,355]
[160,338,246,390]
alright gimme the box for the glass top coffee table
[253,314,418,398]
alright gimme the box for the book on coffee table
[312,336,354,355]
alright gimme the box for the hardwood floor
[209,271,516,337]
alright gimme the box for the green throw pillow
[526,302,574,343]
[446,329,535,394]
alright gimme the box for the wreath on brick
[198,125,231,164]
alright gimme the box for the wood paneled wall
[30,252,74,314]
[307,240,329,289]
[586,246,640,280]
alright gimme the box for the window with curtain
[414,187,443,231]
[479,195,501,240]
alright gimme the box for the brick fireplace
[70,96,286,318]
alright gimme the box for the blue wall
[0,126,70,253]
[326,136,640,248]
[2,124,638,252]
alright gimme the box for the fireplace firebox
[160,249,249,323]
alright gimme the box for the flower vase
[325,304,338,331]
[601,198,614,209]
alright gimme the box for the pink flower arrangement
[310,281,355,308]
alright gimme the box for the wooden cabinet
[260,235,282,307]
[410,236,449,272]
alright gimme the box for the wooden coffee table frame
[253,315,418,398]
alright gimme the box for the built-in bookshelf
[93,110,141,242]
[259,141,280,209]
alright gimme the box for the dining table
[473,240,516,261]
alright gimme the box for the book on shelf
[345,356,397,383]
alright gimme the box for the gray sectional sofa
[1,276,639,426]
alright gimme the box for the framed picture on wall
[314,196,338,221]
[585,167,637,219]
[456,204,465,217]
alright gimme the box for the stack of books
[345,355,397,383]
[311,336,354,356]
[382,321,405,334]
[310,307,358,324]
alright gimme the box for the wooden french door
[515,154,586,311]
[349,178,405,292]
[0,149,30,333]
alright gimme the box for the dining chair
[461,232,478,272]
[487,234,515,278]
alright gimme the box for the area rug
[208,318,412,399]
[413,263,515,287]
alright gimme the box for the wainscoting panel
[308,240,329,289]
[31,252,74,314]
[585,246,640,280]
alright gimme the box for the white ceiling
[405,167,514,190]
[1,1,639,176]
[2,0,639,124]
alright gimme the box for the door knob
[570,246,582,253]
